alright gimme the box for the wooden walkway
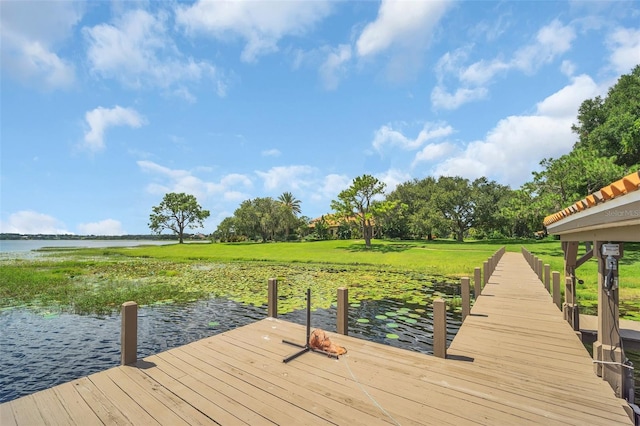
[0,252,632,425]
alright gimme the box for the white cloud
[376,169,412,192]
[175,0,333,63]
[310,174,352,202]
[512,20,575,73]
[356,0,451,58]
[430,74,601,186]
[432,19,576,110]
[412,142,457,166]
[261,149,281,157]
[0,1,81,89]
[319,44,352,90]
[431,86,488,110]
[373,122,454,152]
[83,106,146,152]
[0,211,72,235]
[606,27,640,75]
[77,219,125,236]
[84,9,223,96]
[255,165,316,191]
[137,160,252,200]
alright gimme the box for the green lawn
[2,239,638,318]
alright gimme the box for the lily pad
[350,303,361,308]
[404,318,418,324]
[385,311,397,317]
[375,314,388,320]
[207,321,220,327]
[386,333,399,339]
[356,318,370,323]
[386,323,399,328]
[408,313,420,318]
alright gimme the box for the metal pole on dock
[121,301,138,366]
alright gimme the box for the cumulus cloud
[255,165,316,191]
[83,106,146,152]
[412,142,457,167]
[356,0,451,58]
[311,173,352,201]
[175,0,333,63]
[84,9,224,97]
[606,27,640,75]
[372,122,454,152]
[0,211,72,235]
[376,169,412,192]
[432,19,576,110]
[430,74,600,186]
[137,160,252,200]
[261,149,281,157]
[77,219,125,236]
[0,1,81,89]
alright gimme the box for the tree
[432,176,475,242]
[331,174,385,248]
[149,193,210,243]
[277,192,301,240]
[572,65,640,167]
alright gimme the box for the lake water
[0,298,460,403]
[0,239,176,254]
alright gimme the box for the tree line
[151,65,639,245]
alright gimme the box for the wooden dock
[0,252,632,425]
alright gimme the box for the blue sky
[1,0,639,236]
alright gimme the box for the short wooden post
[552,271,561,310]
[544,264,551,293]
[537,259,543,281]
[461,277,470,322]
[268,278,278,318]
[121,301,138,366]
[433,298,447,359]
[564,276,580,331]
[483,261,489,286]
[474,267,481,298]
[337,287,348,335]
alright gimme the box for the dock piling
[121,301,138,366]
[433,298,447,359]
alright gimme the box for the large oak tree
[149,193,210,243]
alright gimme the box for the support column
[593,241,625,398]
[461,277,470,322]
[474,267,481,299]
[433,299,447,359]
[562,241,579,322]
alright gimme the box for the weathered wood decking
[0,252,632,425]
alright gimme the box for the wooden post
[552,271,561,310]
[433,298,447,359]
[544,264,551,293]
[483,261,489,286]
[474,267,481,298]
[593,241,625,398]
[565,276,580,332]
[337,287,348,335]
[461,277,470,322]
[121,301,137,366]
[537,259,543,281]
[268,278,278,318]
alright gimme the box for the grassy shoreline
[1,239,638,318]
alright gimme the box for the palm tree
[278,192,301,240]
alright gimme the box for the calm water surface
[0,298,460,403]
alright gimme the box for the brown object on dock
[309,329,347,355]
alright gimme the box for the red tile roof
[543,171,640,227]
